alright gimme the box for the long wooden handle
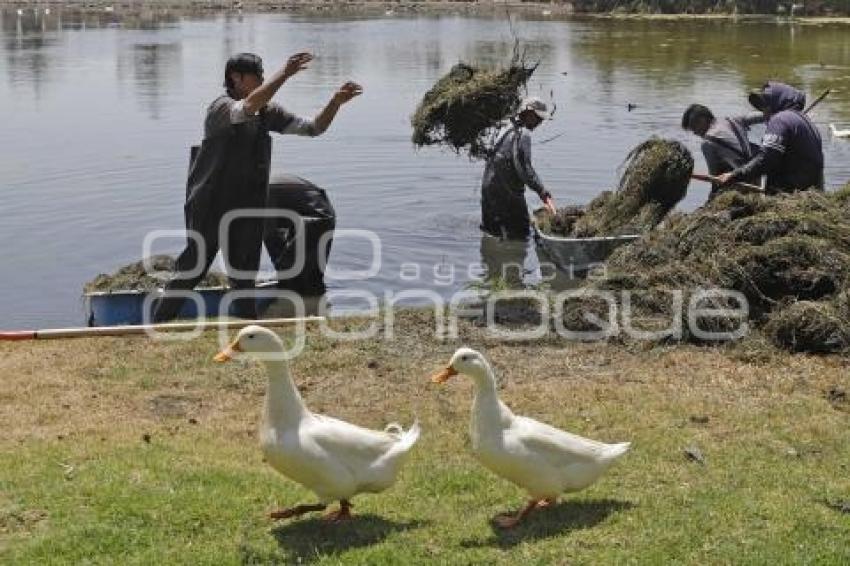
[804,89,830,115]
[691,173,763,193]
[0,316,325,341]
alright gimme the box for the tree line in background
[566,1,850,15]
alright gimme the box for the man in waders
[152,52,361,322]
[681,104,764,199]
[717,81,824,194]
[480,96,556,240]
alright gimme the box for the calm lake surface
[2,8,850,328]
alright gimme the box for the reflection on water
[575,18,850,111]
[1,8,849,328]
[478,234,587,291]
[118,42,182,119]
[479,235,533,288]
[2,9,57,99]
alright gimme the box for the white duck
[830,124,850,138]
[214,325,420,522]
[432,347,630,528]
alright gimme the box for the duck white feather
[215,325,419,521]
[830,124,850,138]
[433,347,629,527]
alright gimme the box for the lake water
[2,8,850,329]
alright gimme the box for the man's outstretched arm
[312,82,363,134]
[242,52,313,116]
[267,82,363,137]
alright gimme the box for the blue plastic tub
[84,283,279,327]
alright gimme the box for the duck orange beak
[213,340,243,363]
[431,365,458,384]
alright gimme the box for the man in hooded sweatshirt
[152,52,361,322]
[480,96,557,240]
[718,81,823,194]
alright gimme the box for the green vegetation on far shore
[571,0,850,16]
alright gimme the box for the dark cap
[681,103,714,130]
[224,53,263,87]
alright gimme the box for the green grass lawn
[1,311,849,564]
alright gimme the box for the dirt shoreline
[1,308,847,444]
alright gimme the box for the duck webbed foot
[269,502,327,520]
[494,498,552,529]
[322,499,353,522]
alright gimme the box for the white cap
[519,96,550,120]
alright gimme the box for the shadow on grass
[462,499,634,549]
[269,514,427,563]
